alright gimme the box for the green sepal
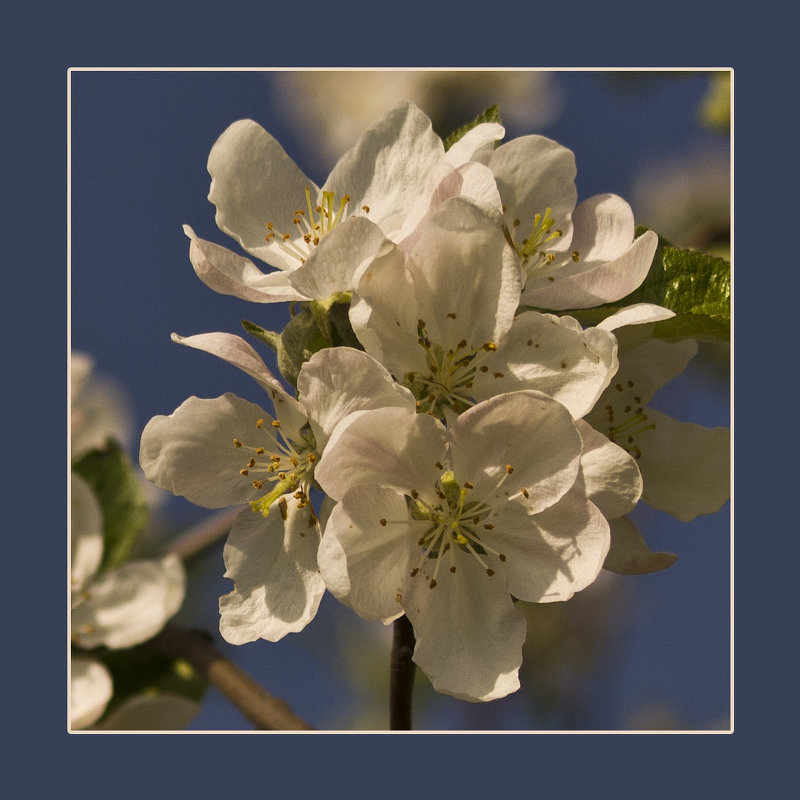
[277,306,329,387]
[241,319,281,352]
[309,293,363,350]
[443,105,502,151]
[92,643,207,721]
[72,440,149,571]
[568,229,731,342]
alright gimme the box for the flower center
[264,187,369,265]
[506,206,565,266]
[232,417,318,518]
[392,466,518,589]
[405,318,503,419]
[597,379,656,460]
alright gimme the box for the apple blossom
[587,305,730,523]
[314,391,639,702]
[349,196,619,422]
[139,333,416,643]
[467,133,658,310]
[184,101,503,305]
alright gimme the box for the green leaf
[72,440,149,571]
[444,105,502,151]
[571,230,730,342]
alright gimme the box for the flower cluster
[140,102,729,702]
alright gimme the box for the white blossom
[314,391,638,701]
[139,333,416,643]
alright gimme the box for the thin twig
[389,615,416,730]
[147,624,314,731]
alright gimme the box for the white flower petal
[170,331,308,437]
[603,515,678,575]
[450,391,583,514]
[219,503,324,644]
[444,122,506,167]
[492,488,610,602]
[323,101,445,237]
[598,303,676,331]
[183,225,308,303]
[207,120,319,268]
[288,216,390,299]
[523,229,658,310]
[633,407,730,521]
[350,241,428,375]
[140,394,282,508]
[598,336,698,409]
[296,347,415,450]
[479,312,618,419]
[569,194,636,261]
[576,420,643,519]
[72,554,186,650]
[488,135,577,251]
[71,473,104,592]
[314,407,445,503]
[71,656,113,729]
[406,550,526,702]
[317,486,417,622]
[405,197,521,348]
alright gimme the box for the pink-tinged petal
[169,331,308,437]
[170,331,284,397]
[633,408,730,521]
[315,408,446,503]
[405,549,526,702]
[323,101,445,237]
[296,347,415,450]
[450,391,582,514]
[318,486,420,622]
[396,161,504,252]
[490,489,609,602]
[523,229,658,310]
[603,515,678,575]
[207,120,319,269]
[219,503,324,644]
[140,394,280,508]
[183,225,309,303]
[71,656,113,729]
[72,555,186,650]
[576,420,643,519]
[478,312,618,419]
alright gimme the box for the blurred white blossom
[270,70,564,173]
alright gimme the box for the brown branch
[147,624,314,731]
[389,615,416,730]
